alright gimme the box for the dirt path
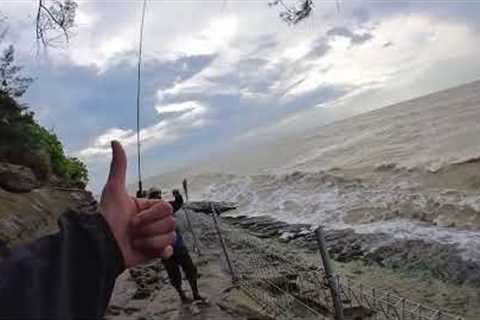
[105,249,243,320]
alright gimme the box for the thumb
[107,140,127,190]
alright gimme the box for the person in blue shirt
[149,188,203,303]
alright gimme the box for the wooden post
[182,179,201,255]
[315,227,345,320]
[210,202,238,282]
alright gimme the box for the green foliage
[0,13,86,188]
[0,45,34,98]
[0,93,89,188]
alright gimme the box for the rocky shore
[222,214,480,287]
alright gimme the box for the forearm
[0,210,124,319]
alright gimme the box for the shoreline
[107,204,477,319]
[222,214,480,287]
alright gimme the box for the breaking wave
[188,165,480,261]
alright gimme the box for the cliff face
[0,162,97,248]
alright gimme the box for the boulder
[0,162,41,193]
[185,201,237,214]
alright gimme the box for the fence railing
[180,206,464,320]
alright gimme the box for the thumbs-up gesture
[100,141,175,268]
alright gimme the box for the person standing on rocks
[149,188,204,303]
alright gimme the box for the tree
[0,45,34,98]
[269,0,315,25]
[35,0,78,48]
[0,14,34,98]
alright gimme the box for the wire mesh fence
[179,206,464,320]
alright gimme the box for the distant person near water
[148,188,204,303]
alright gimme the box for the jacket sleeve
[0,210,124,319]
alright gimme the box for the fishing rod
[136,0,147,195]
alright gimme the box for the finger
[107,140,127,190]
[132,231,176,253]
[132,216,176,238]
[133,198,161,212]
[131,201,173,228]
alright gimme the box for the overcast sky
[2,0,480,192]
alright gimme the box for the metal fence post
[315,227,345,320]
[182,179,201,255]
[210,202,238,282]
[386,292,390,316]
[183,207,201,255]
[359,283,363,305]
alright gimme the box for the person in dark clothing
[148,187,162,199]
[149,189,203,303]
[0,141,177,319]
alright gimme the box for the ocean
[148,80,480,262]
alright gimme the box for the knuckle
[154,200,173,215]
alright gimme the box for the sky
[1,0,480,192]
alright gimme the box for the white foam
[201,172,480,263]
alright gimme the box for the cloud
[171,15,239,56]
[78,128,134,157]
[326,26,373,45]
[78,100,208,160]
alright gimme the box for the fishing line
[136,0,147,194]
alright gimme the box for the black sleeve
[0,210,124,319]
[169,193,184,213]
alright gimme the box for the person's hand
[100,141,176,268]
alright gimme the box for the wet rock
[132,289,151,300]
[0,162,41,193]
[106,304,123,316]
[185,201,237,214]
[124,306,140,314]
[224,215,480,286]
[365,239,480,286]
